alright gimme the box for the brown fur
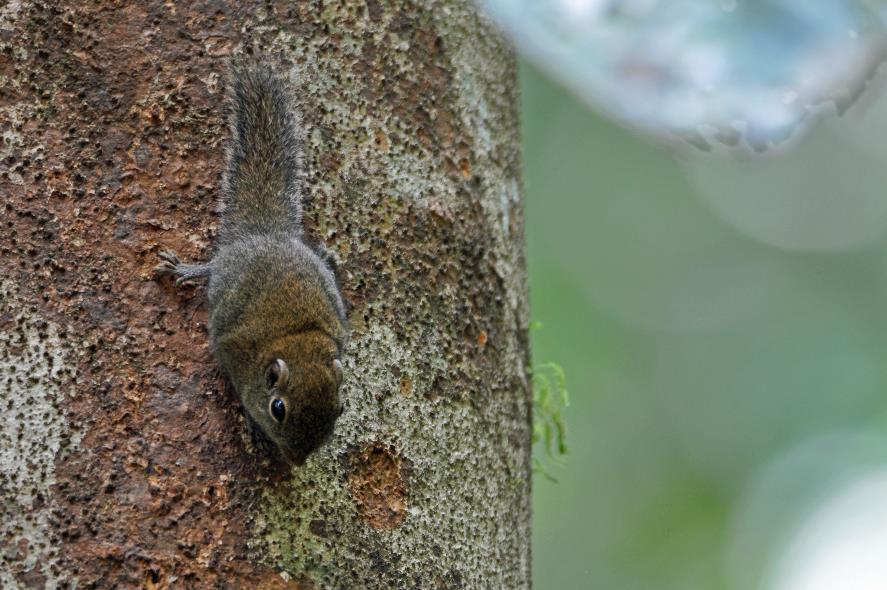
[213,273,345,464]
[156,65,348,465]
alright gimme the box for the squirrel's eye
[269,397,287,423]
[265,358,289,389]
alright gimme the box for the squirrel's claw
[154,249,212,286]
[154,262,176,275]
[154,250,183,279]
[157,250,182,266]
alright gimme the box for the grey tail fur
[220,65,303,242]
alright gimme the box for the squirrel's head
[246,333,344,465]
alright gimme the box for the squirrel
[155,65,348,466]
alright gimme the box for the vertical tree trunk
[0,1,530,588]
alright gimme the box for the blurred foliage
[521,56,887,590]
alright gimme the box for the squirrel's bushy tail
[220,65,303,241]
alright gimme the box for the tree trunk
[0,1,531,588]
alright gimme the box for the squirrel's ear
[333,358,343,385]
[265,358,289,389]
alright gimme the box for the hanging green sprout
[530,322,570,482]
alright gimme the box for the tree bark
[0,1,530,588]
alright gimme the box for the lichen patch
[0,279,81,589]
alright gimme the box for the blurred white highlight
[560,0,607,20]
[728,433,887,590]
[766,471,887,590]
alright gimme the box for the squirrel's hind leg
[155,250,213,285]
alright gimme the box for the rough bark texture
[0,1,530,588]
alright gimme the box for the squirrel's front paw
[154,250,212,285]
[154,250,186,285]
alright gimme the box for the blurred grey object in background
[480,0,887,151]
[488,1,887,588]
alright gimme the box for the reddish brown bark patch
[0,0,292,586]
[346,443,408,530]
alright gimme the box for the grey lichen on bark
[249,2,532,587]
[0,0,530,587]
[0,280,83,589]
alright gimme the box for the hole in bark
[346,442,408,530]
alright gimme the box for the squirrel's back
[219,66,303,242]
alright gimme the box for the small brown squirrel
[156,65,348,465]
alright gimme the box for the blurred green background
[521,60,887,590]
